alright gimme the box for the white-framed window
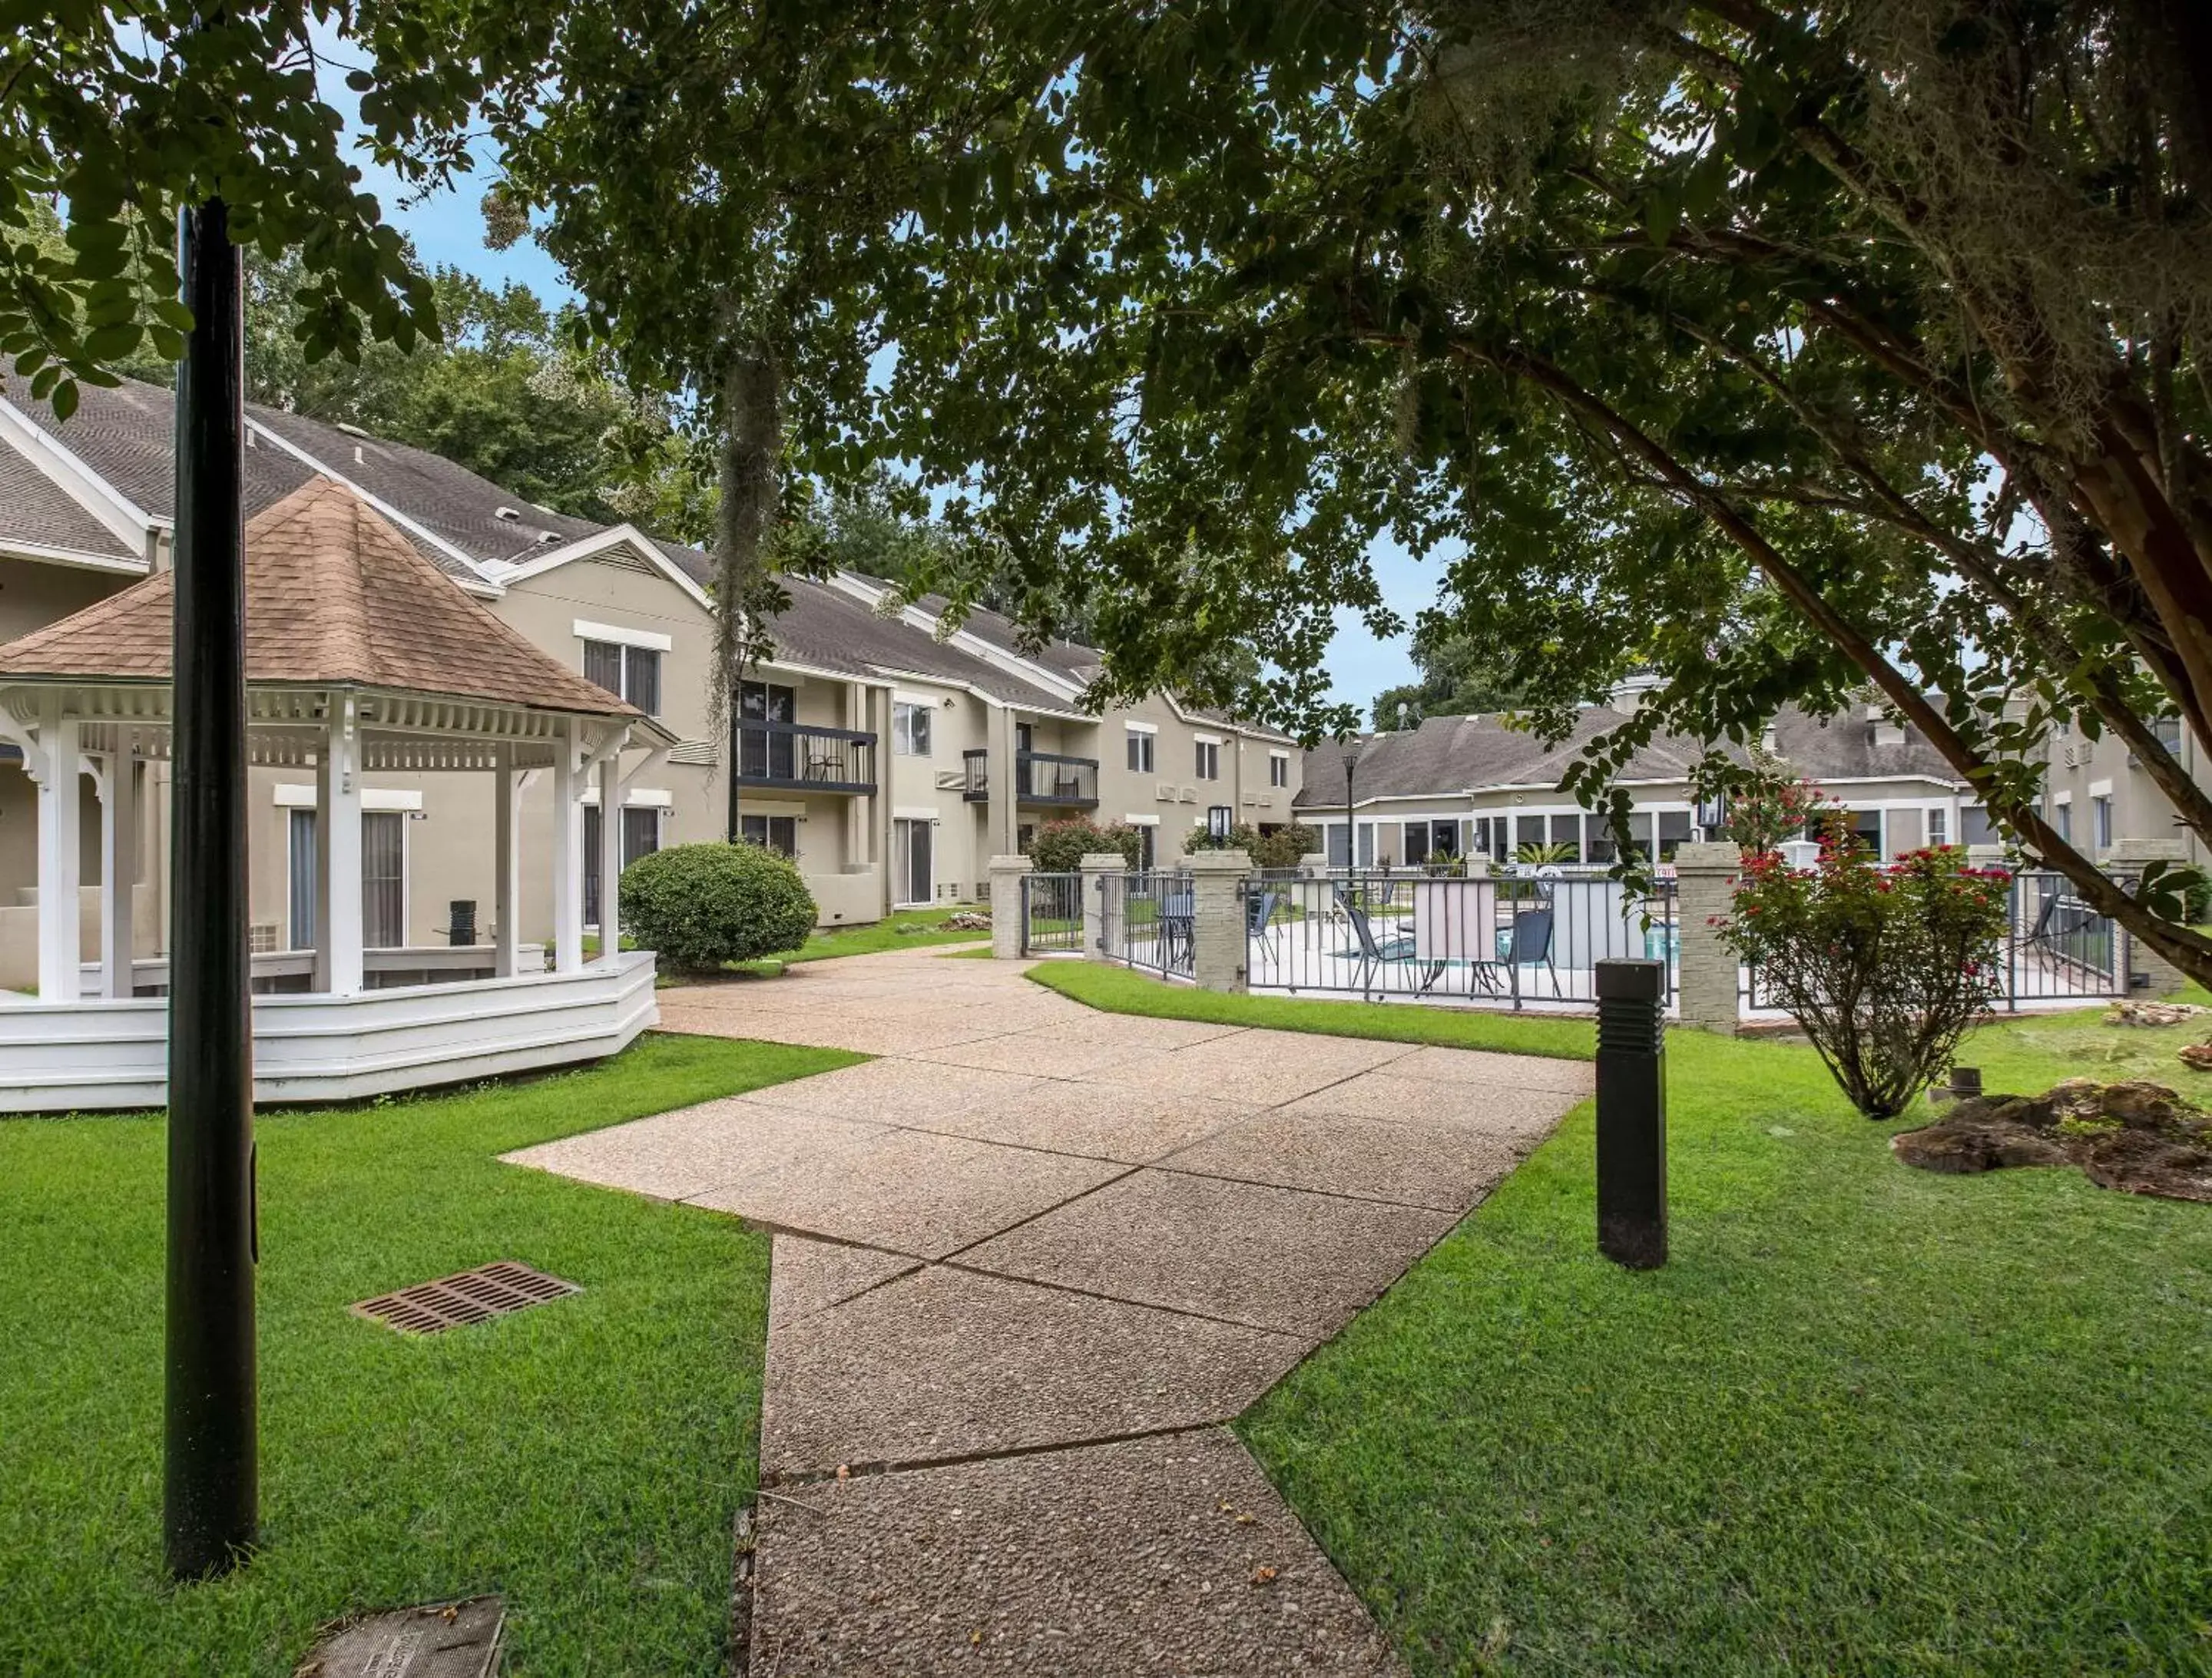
[1269,750,1289,788]
[740,813,798,857]
[2053,796,2073,843]
[1195,739,1220,780]
[1127,725,1155,773]
[1926,806,1949,847]
[893,701,932,757]
[2092,794,2114,850]
[581,639,661,715]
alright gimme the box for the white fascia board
[863,664,1088,723]
[479,524,713,612]
[0,396,158,558]
[0,537,147,576]
[572,617,674,653]
[244,416,496,588]
[1158,690,1295,746]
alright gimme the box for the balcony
[1015,750,1099,809]
[733,720,876,794]
[962,748,990,802]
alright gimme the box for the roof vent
[495,506,522,521]
[335,422,372,439]
[535,530,561,545]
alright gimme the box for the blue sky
[313,48,1420,717]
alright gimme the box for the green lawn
[1029,965,2212,1673]
[0,1032,860,1676]
[730,904,988,974]
[1028,960,1596,1060]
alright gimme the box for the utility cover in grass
[1893,1079,2212,1200]
[295,1597,503,1677]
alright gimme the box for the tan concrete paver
[749,1428,1406,1676]
[1159,1105,1561,1210]
[500,1100,882,1203]
[521,944,1584,1674]
[960,1168,1458,1337]
[1277,1070,1581,1140]
[768,1234,919,1329]
[686,1127,1124,1259]
[761,1265,1305,1478]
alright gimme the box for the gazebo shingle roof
[0,478,647,721]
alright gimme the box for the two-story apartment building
[0,374,1300,981]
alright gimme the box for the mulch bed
[1893,1079,2212,1202]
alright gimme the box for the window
[739,680,796,781]
[1548,813,1582,861]
[1657,809,1693,861]
[582,639,661,715]
[1326,822,1351,867]
[1848,808,1883,853]
[740,813,798,857]
[1127,727,1155,773]
[1403,822,1430,865]
[2093,795,2114,851]
[2152,713,2184,755]
[1268,752,1289,788]
[892,817,932,905]
[1016,721,1035,754]
[362,810,405,948]
[893,701,932,757]
[2054,798,2073,842]
[1515,813,1546,852]
[1195,739,1220,780]
[287,808,317,950]
[1927,806,1949,847]
[584,806,666,925]
[1137,825,1157,869]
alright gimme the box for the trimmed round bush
[621,841,818,971]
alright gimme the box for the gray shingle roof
[0,445,135,561]
[1296,704,1963,806]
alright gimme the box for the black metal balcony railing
[1015,750,1099,808]
[733,720,877,793]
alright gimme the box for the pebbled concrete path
[505,948,1591,1675]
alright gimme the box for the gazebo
[0,479,674,1111]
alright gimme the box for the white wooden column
[551,717,584,972]
[35,696,81,1001]
[316,694,365,995]
[99,748,137,998]
[493,741,519,978]
[598,750,623,967]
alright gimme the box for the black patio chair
[1341,897,1444,996]
[1467,906,1560,998]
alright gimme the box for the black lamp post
[164,197,257,1579]
[1341,737,1365,870]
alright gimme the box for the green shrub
[1029,818,1144,872]
[621,842,818,971]
[1182,820,1319,870]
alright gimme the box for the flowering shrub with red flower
[1720,776,1834,854]
[1717,810,2011,1118]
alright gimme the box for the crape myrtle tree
[474,0,2212,983]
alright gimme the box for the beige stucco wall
[0,556,131,647]
[2038,721,2211,865]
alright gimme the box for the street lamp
[1340,736,1366,872]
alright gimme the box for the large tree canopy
[478,0,2212,983]
[1,0,545,413]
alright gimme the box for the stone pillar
[1188,848,1252,993]
[1671,841,1741,1033]
[2111,836,2190,996]
[988,853,1031,959]
[1080,852,1124,961]
[1298,850,1330,880]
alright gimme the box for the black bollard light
[164,196,257,1579]
[1594,958,1667,1269]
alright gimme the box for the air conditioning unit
[249,922,280,954]
[1155,780,1177,799]
[1240,793,1258,806]
[1179,786,1197,803]
[934,769,965,790]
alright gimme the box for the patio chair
[1159,882,1197,974]
[1341,897,1445,996]
[1466,907,1560,999]
[1245,887,1283,966]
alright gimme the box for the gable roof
[1296,703,1964,807]
[0,479,650,722]
[0,445,137,563]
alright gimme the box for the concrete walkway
[505,948,1591,1674]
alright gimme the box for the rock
[1892,1078,2212,1201]
[2178,1041,2212,1072]
[2104,1000,2207,1028]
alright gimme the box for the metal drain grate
[352,1261,580,1335]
